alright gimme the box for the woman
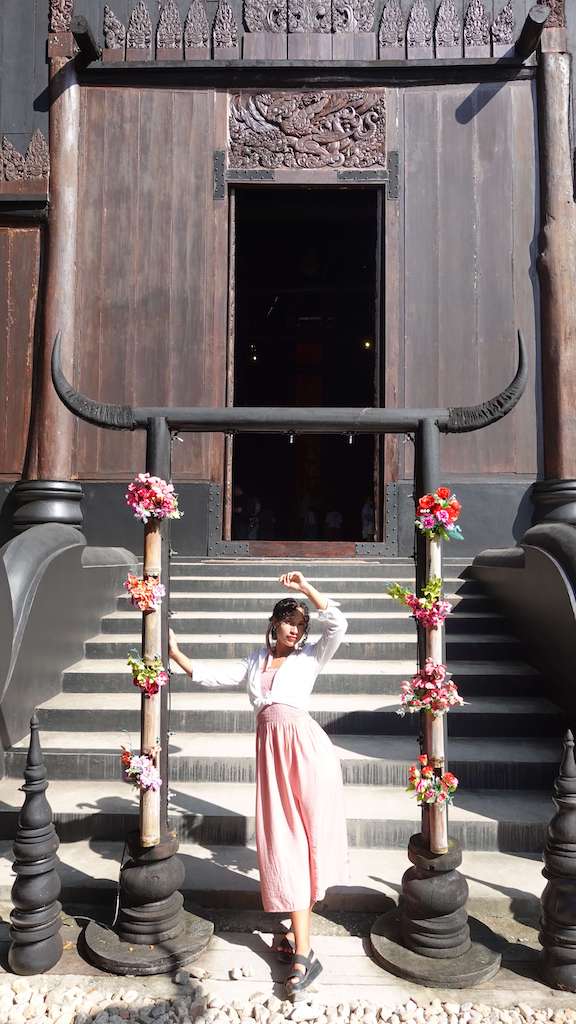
[169,570,348,999]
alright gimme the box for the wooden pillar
[10,32,83,534]
[37,48,80,481]
[537,51,576,481]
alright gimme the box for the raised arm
[169,629,249,687]
[279,571,348,669]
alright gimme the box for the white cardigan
[192,601,348,712]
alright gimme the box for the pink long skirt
[255,703,349,912]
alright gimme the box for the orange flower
[418,754,428,765]
[436,486,451,500]
[120,748,132,767]
[418,495,435,510]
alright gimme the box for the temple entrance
[230,188,381,549]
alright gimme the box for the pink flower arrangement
[388,577,452,631]
[124,574,166,612]
[127,652,168,698]
[398,658,464,717]
[416,487,463,542]
[121,747,162,792]
[407,754,458,806]
[125,473,182,524]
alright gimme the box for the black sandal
[285,949,323,1001]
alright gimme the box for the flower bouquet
[127,652,168,698]
[124,573,166,612]
[125,473,182,524]
[388,576,452,631]
[398,658,464,717]
[407,755,458,805]
[121,747,162,792]
[415,486,463,542]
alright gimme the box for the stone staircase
[0,559,561,911]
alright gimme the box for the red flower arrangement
[415,486,463,542]
[407,754,459,805]
[127,652,168,698]
[398,658,464,717]
[124,574,166,612]
[125,473,182,524]
[388,577,452,631]
[120,747,162,792]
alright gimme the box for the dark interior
[232,188,379,542]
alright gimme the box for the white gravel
[0,977,575,1024]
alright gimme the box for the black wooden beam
[79,60,536,91]
[0,195,48,223]
[71,15,101,65]
[516,5,551,60]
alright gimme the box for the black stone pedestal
[83,832,213,975]
[370,834,501,986]
[83,910,213,976]
[370,910,501,988]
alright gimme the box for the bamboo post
[140,520,162,848]
[424,536,448,855]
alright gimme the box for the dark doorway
[231,188,379,544]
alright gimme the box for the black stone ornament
[540,729,576,991]
[370,834,501,986]
[8,713,63,975]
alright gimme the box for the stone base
[370,910,501,988]
[83,910,213,976]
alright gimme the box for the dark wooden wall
[399,77,540,477]
[0,227,41,479]
[0,1,49,153]
[73,85,229,481]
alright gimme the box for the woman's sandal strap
[291,952,314,968]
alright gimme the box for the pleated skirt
[255,703,349,912]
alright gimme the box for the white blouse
[191,600,348,712]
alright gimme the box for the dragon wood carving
[229,91,386,169]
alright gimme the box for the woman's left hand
[279,571,307,593]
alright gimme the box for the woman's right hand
[169,628,179,659]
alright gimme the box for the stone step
[6,732,560,789]
[84,633,522,661]
[0,779,552,851]
[169,576,482,594]
[33,692,559,737]
[129,591,492,613]
[62,658,541,696]
[102,609,508,636]
[0,840,545,913]
[168,560,422,578]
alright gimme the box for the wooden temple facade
[0,0,575,558]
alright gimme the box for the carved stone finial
[333,0,374,33]
[491,0,513,44]
[464,0,489,45]
[8,715,62,975]
[213,0,239,45]
[24,131,50,179]
[2,138,26,182]
[435,0,460,47]
[49,0,73,32]
[244,0,287,31]
[104,5,127,48]
[378,0,404,47]
[407,0,432,46]
[127,0,153,48]
[185,0,210,45]
[540,730,576,991]
[157,0,183,48]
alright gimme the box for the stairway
[0,559,561,910]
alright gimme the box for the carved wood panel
[229,91,386,169]
[1,132,49,182]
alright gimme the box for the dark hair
[266,598,310,654]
